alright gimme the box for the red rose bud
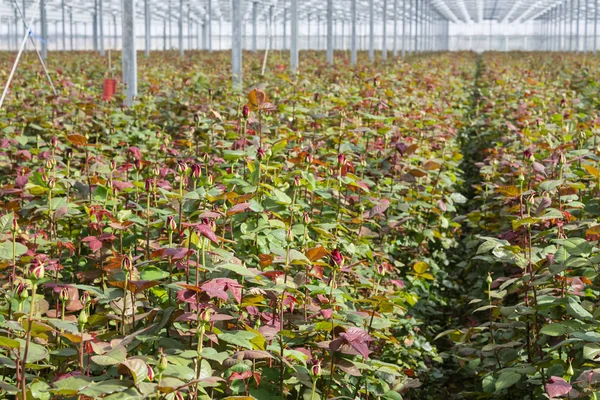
[30,263,45,280]
[81,292,91,305]
[146,365,155,381]
[64,148,74,160]
[303,212,311,224]
[47,177,56,189]
[305,153,313,164]
[329,249,343,267]
[207,174,214,185]
[310,359,322,377]
[375,264,386,277]
[314,93,320,102]
[45,158,54,170]
[242,105,250,118]
[16,281,28,300]
[110,160,117,170]
[166,216,177,232]
[257,147,265,161]
[59,287,70,302]
[121,254,133,272]
[294,176,301,187]
[177,160,187,175]
[337,154,346,166]
[145,178,154,192]
[134,159,142,171]
[523,149,534,162]
[199,308,212,323]
[191,163,201,179]
[12,218,19,233]
[152,165,160,177]
[51,136,58,148]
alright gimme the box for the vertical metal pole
[99,0,104,56]
[576,0,580,51]
[179,0,183,56]
[113,13,117,49]
[232,0,242,88]
[351,0,357,65]
[163,17,167,50]
[61,0,66,50]
[252,1,257,52]
[40,0,47,59]
[291,0,298,72]
[283,7,287,50]
[369,0,374,61]
[570,0,575,50]
[208,0,212,52]
[317,16,321,50]
[202,17,207,50]
[144,0,150,56]
[402,0,407,57]
[93,1,98,51]
[327,0,334,64]
[308,13,311,50]
[393,0,398,57]
[585,0,589,52]
[22,0,26,38]
[595,0,599,53]
[69,7,73,50]
[414,0,419,52]
[383,0,388,60]
[269,6,274,51]
[122,0,137,106]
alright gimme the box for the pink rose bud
[30,263,45,280]
[166,216,177,232]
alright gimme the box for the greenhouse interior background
[0,0,599,53]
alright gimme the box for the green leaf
[219,331,258,350]
[163,364,197,381]
[0,213,14,235]
[91,345,127,366]
[117,358,148,384]
[495,371,521,391]
[200,348,229,365]
[216,263,256,277]
[584,344,600,360]
[0,241,28,260]
[80,380,134,397]
[561,238,593,256]
[271,188,292,205]
[566,297,593,321]
[539,324,567,337]
[140,266,169,281]
[0,336,20,349]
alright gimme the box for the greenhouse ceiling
[0,0,598,25]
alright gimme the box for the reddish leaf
[545,376,572,398]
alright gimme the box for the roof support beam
[455,0,472,23]
[502,0,523,24]
[476,0,484,22]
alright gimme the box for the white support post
[327,0,333,64]
[69,7,73,50]
[383,0,388,60]
[351,0,357,65]
[179,0,183,57]
[393,0,398,57]
[122,0,137,106]
[208,0,212,52]
[144,0,150,57]
[402,0,407,57]
[232,0,242,88]
[99,0,104,56]
[252,1,257,52]
[40,0,47,59]
[369,0,374,61]
[595,0,599,54]
[61,0,66,50]
[290,0,298,72]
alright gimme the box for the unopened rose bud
[486,272,493,286]
[337,154,346,166]
[12,218,19,233]
[157,349,168,373]
[375,264,386,276]
[174,391,184,400]
[166,216,177,232]
[199,308,212,323]
[51,136,58,148]
[294,176,301,187]
[134,159,142,171]
[145,178,154,192]
[64,148,73,160]
[191,164,201,179]
[110,160,117,170]
[146,365,155,382]
[242,105,250,119]
[257,147,265,161]
[16,281,28,300]
[81,292,91,305]
[121,254,133,272]
[30,263,45,280]
[45,159,54,170]
[303,212,311,224]
[78,309,88,326]
[59,287,70,303]
[310,359,322,377]
[305,153,313,164]
[47,177,56,189]
[152,165,160,177]
[177,161,187,175]
[287,229,294,242]
[207,174,214,185]
[329,249,343,268]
